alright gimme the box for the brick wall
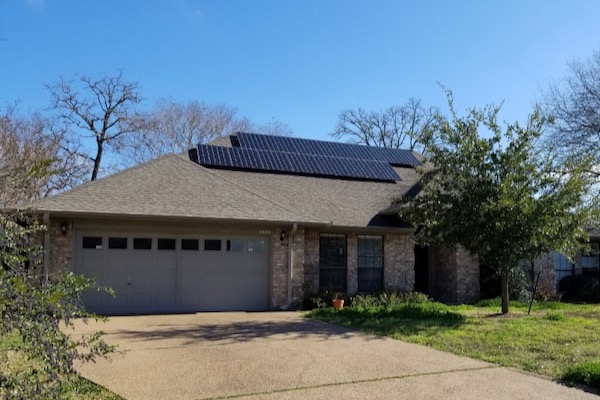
[347,233,358,294]
[48,218,73,277]
[431,247,479,304]
[271,226,309,309]
[383,233,415,291]
[431,247,457,303]
[456,248,480,304]
[304,229,320,295]
[270,228,288,309]
[532,252,557,299]
[291,227,306,306]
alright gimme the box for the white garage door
[75,233,270,315]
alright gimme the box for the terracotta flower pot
[332,298,344,309]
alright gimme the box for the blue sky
[1,0,600,142]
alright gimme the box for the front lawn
[307,295,600,388]
[0,333,123,400]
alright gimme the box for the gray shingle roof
[34,144,423,229]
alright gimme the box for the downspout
[280,223,298,310]
[43,213,50,283]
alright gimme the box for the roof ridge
[192,161,327,224]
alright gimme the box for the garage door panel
[130,294,152,308]
[77,233,270,314]
[103,291,128,312]
[154,294,177,308]
[81,292,102,312]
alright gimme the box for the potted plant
[332,292,344,309]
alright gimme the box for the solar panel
[235,132,421,167]
[195,144,400,182]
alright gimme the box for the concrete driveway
[70,312,597,400]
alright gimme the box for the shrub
[562,362,600,391]
[559,275,600,303]
[351,291,430,309]
[302,290,346,310]
[1,212,115,399]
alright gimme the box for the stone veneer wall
[47,218,74,277]
[383,233,415,291]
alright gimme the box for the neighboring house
[34,132,480,315]
[549,231,600,290]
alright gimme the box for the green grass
[562,362,600,390]
[307,298,600,386]
[0,332,124,400]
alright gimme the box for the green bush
[562,362,600,390]
[351,291,430,310]
[302,290,430,310]
[302,290,347,310]
[559,275,600,303]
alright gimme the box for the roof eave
[32,209,332,228]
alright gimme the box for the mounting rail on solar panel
[234,132,421,167]
[192,144,401,182]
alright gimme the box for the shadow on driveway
[101,313,385,347]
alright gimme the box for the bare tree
[46,71,146,180]
[543,50,600,177]
[0,105,85,207]
[331,98,438,153]
[123,98,293,165]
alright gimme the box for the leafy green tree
[0,212,115,399]
[396,92,598,314]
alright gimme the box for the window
[157,238,176,250]
[247,239,265,253]
[133,238,152,250]
[357,235,383,292]
[581,243,599,279]
[227,239,244,252]
[108,237,128,249]
[319,233,347,292]
[181,239,199,251]
[204,239,222,251]
[554,251,574,288]
[82,236,102,249]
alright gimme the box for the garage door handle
[127,279,132,286]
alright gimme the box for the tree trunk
[501,268,510,314]
[91,141,103,181]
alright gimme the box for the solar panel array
[194,144,401,181]
[190,132,421,182]
[236,132,421,167]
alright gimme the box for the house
[35,132,480,315]
[550,230,600,290]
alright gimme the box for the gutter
[280,223,298,310]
